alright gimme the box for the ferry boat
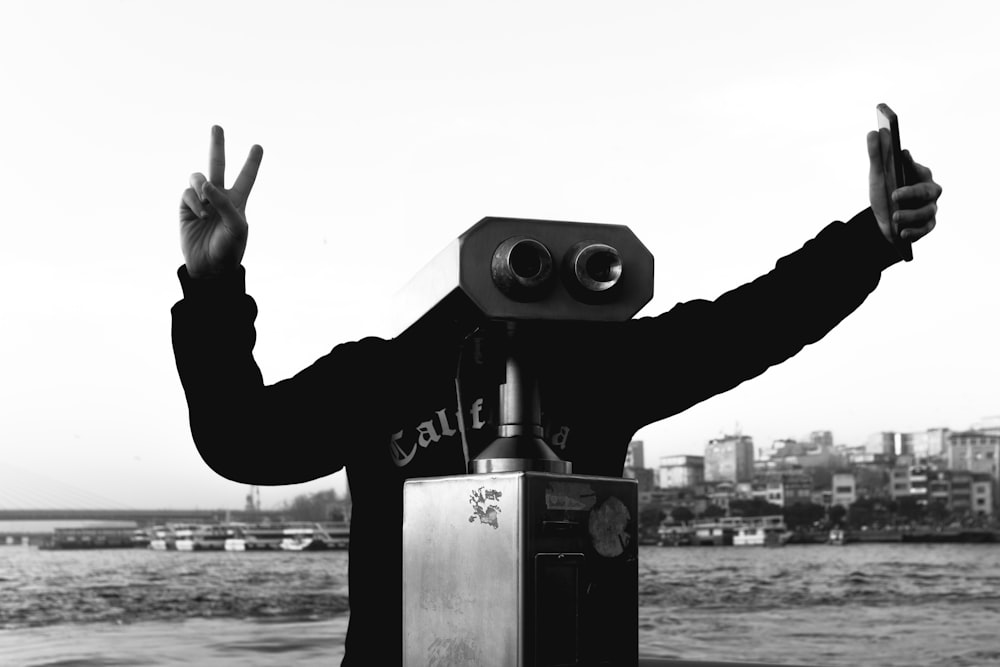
[170,524,198,551]
[691,521,735,546]
[657,524,695,546]
[142,521,349,551]
[40,526,139,549]
[190,523,248,551]
[147,524,200,551]
[242,521,350,551]
[731,515,792,547]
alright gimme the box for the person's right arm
[171,126,389,485]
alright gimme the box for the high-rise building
[704,435,754,483]
[624,440,645,470]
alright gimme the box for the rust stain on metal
[468,486,502,529]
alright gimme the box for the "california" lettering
[389,397,486,467]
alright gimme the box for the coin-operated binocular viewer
[398,217,653,667]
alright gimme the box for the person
[172,124,941,665]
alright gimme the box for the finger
[901,218,936,242]
[209,125,226,187]
[189,173,209,202]
[202,181,240,219]
[179,194,198,223]
[906,155,935,184]
[232,144,264,204]
[893,181,943,207]
[894,201,938,229]
[866,130,883,179]
[181,187,209,219]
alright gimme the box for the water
[2,544,999,666]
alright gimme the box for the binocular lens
[569,242,622,292]
[491,237,554,300]
[509,241,546,280]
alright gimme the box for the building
[948,431,1000,480]
[866,432,897,459]
[831,472,856,508]
[704,435,754,484]
[889,466,994,516]
[624,466,656,493]
[948,471,974,515]
[758,470,813,507]
[769,439,799,459]
[890,464,931,503]
[809,430,834,452]
[640,486,709,518]
[972,416,1000,436]
[707,481,736,512]
[901,428,950,460]
[624,440,645,470]
[972,475,995,517]
[658,455,704,489]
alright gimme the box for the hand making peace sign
[179,125,264,278]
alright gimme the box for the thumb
[866,130,884,185]
[203,181,241,220]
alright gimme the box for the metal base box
[403,471,638,667]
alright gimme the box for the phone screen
[876,103,913,261]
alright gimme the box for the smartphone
[876,103,913,261]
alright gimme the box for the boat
[146,523,202,551]
[39,526,139,549]
[732,515,792,547]
[827,527,847,545]
[691,521,734,546]
[241,521,350,551]
[190,523,248,551]
[657,524,695,546]
[141,521,350,552]
[278,522,349,551]
[171,524,197,551]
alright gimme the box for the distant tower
[625,440,645,470]
[245,485,261,513]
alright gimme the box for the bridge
[0,508,292,546]
[0,508,288,524]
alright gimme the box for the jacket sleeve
[170,265,390,485]
[611,208,901,430]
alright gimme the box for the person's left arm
[606,132,942,430]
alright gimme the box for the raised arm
[172,126,389,485]
[606,132,942,430]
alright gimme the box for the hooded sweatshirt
[171,208,900,665]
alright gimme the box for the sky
[1,1,997,511]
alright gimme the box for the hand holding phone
[876,103,915,261]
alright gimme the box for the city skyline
[3,2,997,510]
[4,413,997,512]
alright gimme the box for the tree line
[280,488,351,522]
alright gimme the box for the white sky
[1,1,996,510]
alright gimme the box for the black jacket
[171,208,899,665]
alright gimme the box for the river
[2,543,999,666]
